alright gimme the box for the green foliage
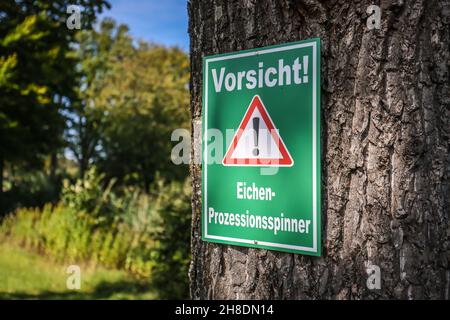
[61,167,118,225]
[68,20,190,189]
[149,179,192,299]
[0,243,156,299]
[0,169,192,298]
[0,2,192,300]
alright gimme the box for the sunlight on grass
[0,243,157,299]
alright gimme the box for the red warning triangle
[223,95,293,167]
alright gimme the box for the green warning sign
[202,38,321,256]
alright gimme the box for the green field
[0,243,156,300]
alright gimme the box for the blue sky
[99,0,189,50]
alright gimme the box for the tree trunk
[188,0,449,299]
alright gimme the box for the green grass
[0,243,157,299]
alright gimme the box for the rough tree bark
[188,0,449,299]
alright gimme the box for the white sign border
[203,41,318,254]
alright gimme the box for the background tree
[188,0,449,299]
[72,20,190,190]
[0,0,109,198]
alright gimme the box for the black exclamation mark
[252,117,260,156]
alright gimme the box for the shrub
[0,168,192,298]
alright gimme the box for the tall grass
[0,168,192,298]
